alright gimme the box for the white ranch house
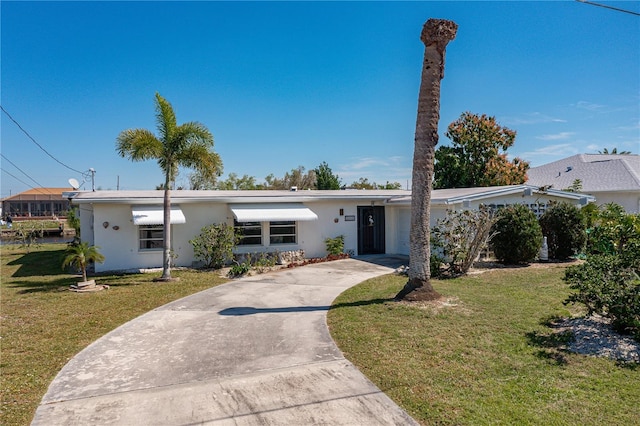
[67,185,594,273]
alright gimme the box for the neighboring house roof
[67,185,594,206]
[526,154,640,193]
[1,187,74,201]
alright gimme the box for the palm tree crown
[116,93,222,280]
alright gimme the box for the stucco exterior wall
[585,191,639,214]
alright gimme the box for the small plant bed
[286,253,350,268]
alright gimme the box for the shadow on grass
[6,249,67,277]
[218,297,393,316]
[526,329,573,366]
[7,277,74,294]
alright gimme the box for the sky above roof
[2,1,638,197]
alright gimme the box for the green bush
[325,235,345,256]
[491,204,542,264]
[189,223,237,269]
[564,255,640,339]
[228,261,251,277]
[586,203,639,261]
[539,202,586,260]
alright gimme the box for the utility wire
[576,0,640,16]
[0,105,85,174]
[1,153,47,188]
[0,168,49,196]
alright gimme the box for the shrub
[228,261,251,277]
[325,235,345,256]
[539,202,587,260]
[189,223,237,269]
[564,255,640,339]
[586,203,640,262]
[431,206,497,276]
[491,204,542,264]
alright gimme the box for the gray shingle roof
[527,154,640,192]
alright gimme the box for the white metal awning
[230,204,318,222]
[132,206,186,225]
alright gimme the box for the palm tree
[598,147,632,155]
[62,242,105,283]
[117,93,222,281]
[395,19,458,301]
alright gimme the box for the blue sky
[2,1,638,196]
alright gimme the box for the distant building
[1,188,73,219]
[526,154,640,213]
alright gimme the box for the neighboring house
[1,188,73,219]
[67,185,593,273]
[526,154,640,213]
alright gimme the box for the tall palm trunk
[396,18,458,301]
[160,176,173,281]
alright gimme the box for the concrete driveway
[32,256,418,425]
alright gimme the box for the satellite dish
[68,178,80,190]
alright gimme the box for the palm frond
[116,129,163,161]
[155,92,177,141]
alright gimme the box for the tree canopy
[314,161,341,190]
[433,112,529,189]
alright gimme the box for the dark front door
[357,206,385,255]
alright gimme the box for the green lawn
[3,245,638,425]
[328,265,640,425]
[0,244,229,426]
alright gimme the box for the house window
[139,225,164,250]
[235,221,262,245]
[270,221,296,244]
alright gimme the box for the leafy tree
[350,177,376,189]
[62,242,105,283]
[189,169,222,190]
[380,181,403,190]
[215,173,260,190]
[434,112,529,188]
[314,161,341,190]
[563,179,583,193]
[116,93,222,281]
[395,19,458,301]
[491,204,543,264]
[263,166,316,190]
[350,178,403,190]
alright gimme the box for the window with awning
[229,204,318,222]
[131,206,186,225]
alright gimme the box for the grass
[0,243,228,426]
[328,265,640,425]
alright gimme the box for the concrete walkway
[32,256,419,425]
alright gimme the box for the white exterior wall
[586,191,639,214]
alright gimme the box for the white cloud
[575,101,607,112]
[502,112,567,126]
[536,131,576,141]
[338,156,411,185]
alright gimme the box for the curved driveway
[32,256,418,425]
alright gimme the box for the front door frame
[357,205,385,255]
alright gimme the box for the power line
[0,105,85,174]
[0,168,52,197]
[576,0,640,16]
[0,153,46,188]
